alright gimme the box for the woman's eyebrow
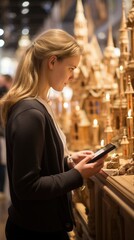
[69,65,77,69]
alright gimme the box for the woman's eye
[69,67,75,72]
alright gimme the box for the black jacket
[6,99,83,232]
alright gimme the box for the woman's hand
[74,153,107,179]
[71,150,94,165]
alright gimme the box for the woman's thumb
[82,154,94,164]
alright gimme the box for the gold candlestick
[104,117,113,144]
[127,110,133,139]
[121,133,129,159]
[92,119,99,146]
[119,65,124,128]
[100,139,105,148]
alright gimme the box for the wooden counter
[73,172,134,240]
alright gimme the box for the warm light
[75,105,80,111]
[119,65,123,71]
[93,119,98,127]
[18,35,31,47]
[0,57,18,75]
[105,93,110,101]
[128,109,132,117]
[62,86,73,101]
[92,119,99,145]
[100,139,105,147]
[63,102,69,109]
[49,88,62,99]
[112,153,117,158]
[114,47,120,57]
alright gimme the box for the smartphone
[88,143,116,163]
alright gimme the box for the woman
[0,29,105,240]
[0,74,13,198]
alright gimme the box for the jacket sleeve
[10,109,83,200]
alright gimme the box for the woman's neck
[38,86,50,100]
[38,89,50,102]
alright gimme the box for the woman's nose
[69,73,74,81]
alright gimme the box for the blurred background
[0,0,131,76]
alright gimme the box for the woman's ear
[48,56,57,70]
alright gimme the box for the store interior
[0,0,134,240]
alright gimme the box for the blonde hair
[0,29,81,125]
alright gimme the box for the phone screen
[88,143,116,163]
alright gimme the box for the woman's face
[48,55,80,91]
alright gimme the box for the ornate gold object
[50,0,134,173]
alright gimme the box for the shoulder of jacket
[8,99,47,121]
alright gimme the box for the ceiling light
[21,8,29,15]
[0,29,4,36]
[22,1,30,7]
[22,28,29,35]
[0,39,5,47]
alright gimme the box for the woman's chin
[52,86,63,92]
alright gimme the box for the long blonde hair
[0,29,81,125]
